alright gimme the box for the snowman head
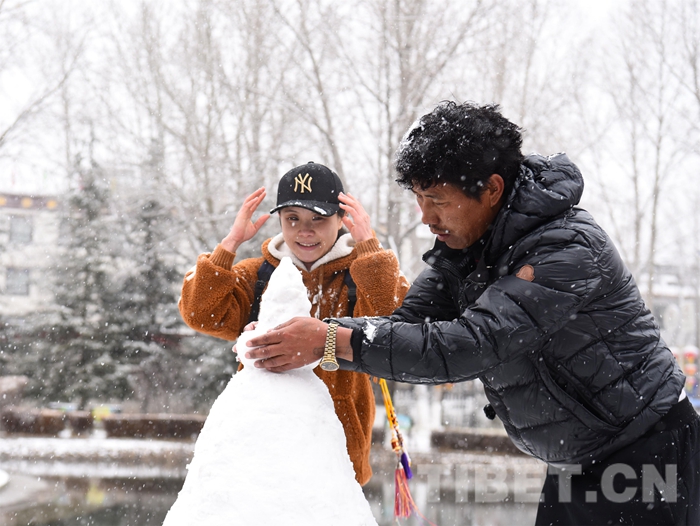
[237,257,318,370]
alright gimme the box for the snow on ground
[0,435,193,459]
[0,435,193,479]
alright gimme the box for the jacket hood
[485,153,583,264]
[264,232,356,272]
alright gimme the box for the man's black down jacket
[337,153,684,466]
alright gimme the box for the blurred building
[0,193,59,318]
[640,264,700,349]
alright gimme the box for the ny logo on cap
[294,172,312,193]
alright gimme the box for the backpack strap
[247,260,275,324]
[344,269,357,317]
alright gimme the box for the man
[245,101,699,525]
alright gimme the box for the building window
[9,215,32,244]
[6,268,30,296]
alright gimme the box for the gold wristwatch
[320,321,340,371]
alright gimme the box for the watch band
[320,321,340,371]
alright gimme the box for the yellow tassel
[378,379,437,525]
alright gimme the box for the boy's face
[279,207,343,269]
[412,176,503,250]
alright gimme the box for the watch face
[320,360,339,371]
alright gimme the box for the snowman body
[163,257,378,526]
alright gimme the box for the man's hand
[245,318,353,373]
[244,317,327,372]
[221,187,270,253]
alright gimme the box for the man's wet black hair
[395,101,524,200]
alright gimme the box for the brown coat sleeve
[178,244,265,341]
[349,237,410,317]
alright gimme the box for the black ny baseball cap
[270,161,344,216]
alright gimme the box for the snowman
[163,257,378,526]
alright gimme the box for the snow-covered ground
[0,434,544,525]
[0,435,193,479]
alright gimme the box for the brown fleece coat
[179,234,410,485]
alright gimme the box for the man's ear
[487,174,505,207]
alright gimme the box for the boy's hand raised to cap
[221,187,271,253]
[338,192,373,244]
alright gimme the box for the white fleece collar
[268,232,355,272]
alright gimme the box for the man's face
[412,177,503,250]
